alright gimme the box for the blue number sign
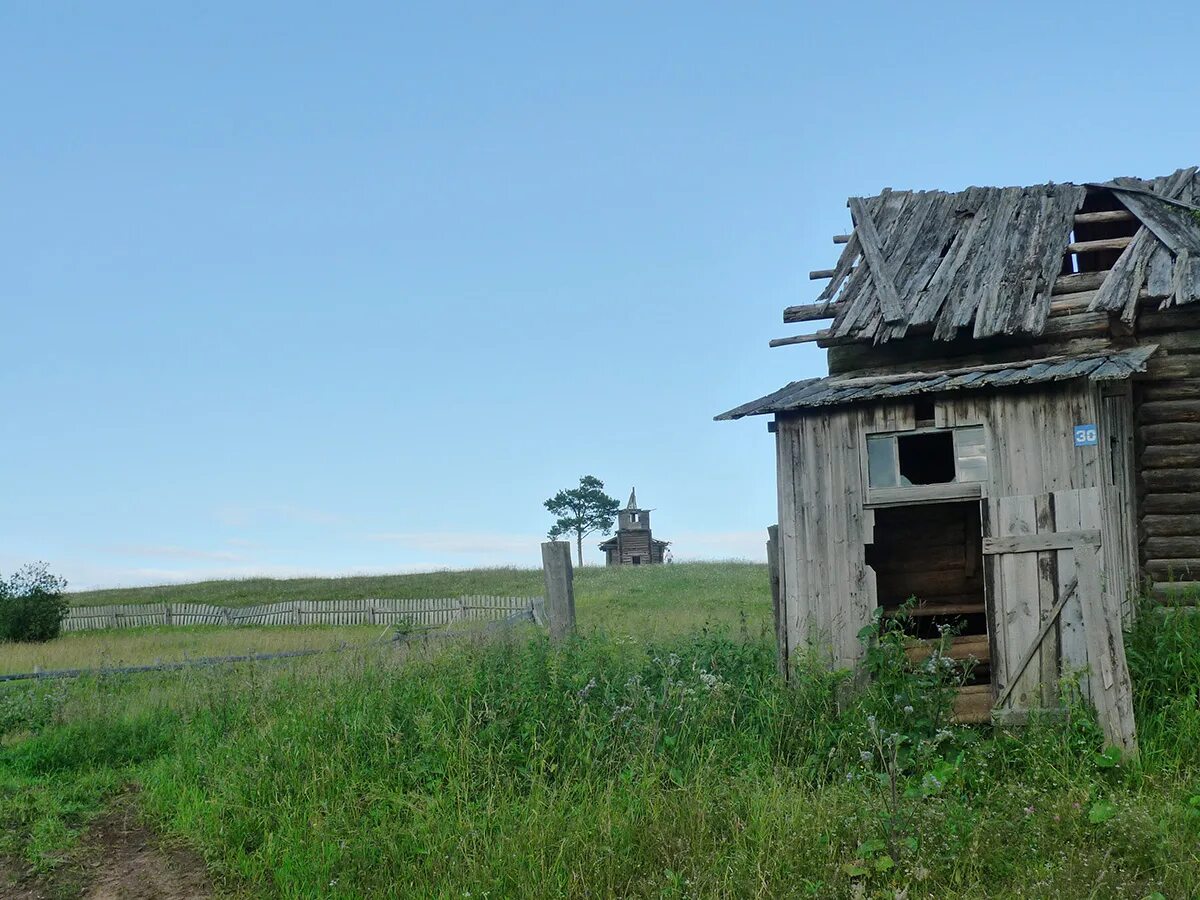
[1073,424,1098,447]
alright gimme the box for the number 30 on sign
[1074,424,1098,447]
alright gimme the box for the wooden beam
[833,233,851,244]
[769,331,828,348]
[783,303,841,323]
[884,602,984,617]
[809,269,836,280]
[1067,236,1134,255]
[1051,271,1109,295]
[848,197,906,324]
[982,529,1101,555]
[821,350,1092,388]
[1074,210,1136,225]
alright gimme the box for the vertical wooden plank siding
[776,407,874,670]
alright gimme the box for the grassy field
[3,563,1200,898]
[0,625,383,676]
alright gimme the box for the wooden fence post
[541,541,576,643]
[767,525,789,679]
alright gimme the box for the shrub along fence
[61,597,541,632]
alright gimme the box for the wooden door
[983,487,1136,753]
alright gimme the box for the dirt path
[1,801,214,900]
[82,804,213,900]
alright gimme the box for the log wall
[1133,305,1200,598]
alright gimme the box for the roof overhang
[715,345,1157,421]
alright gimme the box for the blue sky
[3,2,1198,589]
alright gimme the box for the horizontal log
[1051,271,1110,295]
[884,602,985,617]
[833,233,850,244]
[1141,469,1200,492]
[1140,444,1200,469]
[1074,209,1136,225]
[1139,422,1200,444]
[1140,493,1200,514]
[770,331,827,348]
[1037,311,1113,340]
[1145,537,1200,560]
[1138,382,1200,403]
[809,269,837,280]
[1048,291,1101,316]
[1145,354,1200,380]
[783,302,842,323]
[1134,329,1200,353]
[1146,559,1200,581]
[952,684,993,725]
[1068,236,1134,254]
[905,634,990,664]
[1141,515,1200,538]
[1136,306,1200,334]
[1138,400,1200,425]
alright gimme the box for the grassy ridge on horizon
[59,562,773,647]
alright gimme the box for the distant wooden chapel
[599,489,669,566]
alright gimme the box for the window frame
[864,424,990,508]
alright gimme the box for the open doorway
[865,501,990,688]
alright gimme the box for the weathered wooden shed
[719,166,1200,751]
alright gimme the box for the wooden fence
[61,596,540,632]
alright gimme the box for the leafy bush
[0,563,69,642]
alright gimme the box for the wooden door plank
[1034,493,1059,708]
[995,494,1041,710]
[1054,490,1089,701]
[982,529,1101,554]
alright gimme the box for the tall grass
[2,588,1199,897]
[0,624,382,676]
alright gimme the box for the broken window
[898,431,955,485]
[867,426,989,488]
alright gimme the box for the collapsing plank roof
[715,345,1157,420]
[805,167,1200,346]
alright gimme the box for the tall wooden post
[541,541,576,643]
[767,525,788,679]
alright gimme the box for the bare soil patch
[81,803,213,900]
[0,802,213,900]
